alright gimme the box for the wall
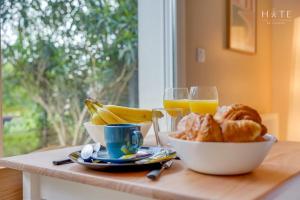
[185,0,272,113]
[272,0,300,140]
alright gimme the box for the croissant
[175,109,266,142]
[254,136,266,142]
[221,120,262,142]
[195,114,223,142]
[214,104,267,135]
[177,113,223,142]
[177,113,199,140]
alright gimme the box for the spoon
[52,143,104,165]
[81,144,94,160]
[80,143,105,161]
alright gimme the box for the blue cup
[104,124,143,159]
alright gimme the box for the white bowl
[168,134,277,175]
[84,122,152,145]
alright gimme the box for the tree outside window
[1,0,138,156]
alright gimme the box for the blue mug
[104,124,143,159]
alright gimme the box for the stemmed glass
[189,86,219,115]
[152,108,183,147]
[163,88,190,115]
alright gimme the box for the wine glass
[189,86,219,115]
[163,88,190,115]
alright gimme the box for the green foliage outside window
[1,0,138,156]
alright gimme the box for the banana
[104,105,164,123]
[91,114,107,125]
[85,99,107,125]
[85,98,163,124]
[85,98,127,125]
[104,105,153,123]
[96,107,127,124]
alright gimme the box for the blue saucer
[92,148,152,163]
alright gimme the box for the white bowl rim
[168,133,277,145]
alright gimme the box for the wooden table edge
[0,159,201,200]
[258,171,300,200]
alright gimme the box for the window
[1,0,138,156]
[0,0,181,156]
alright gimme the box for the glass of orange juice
[189,86,219,115]
[163,88,190,115]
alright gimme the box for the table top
[1,142,300,200]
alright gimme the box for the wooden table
[1,142,300,200]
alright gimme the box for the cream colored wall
[185,0,272,113]
[272,0,300,140]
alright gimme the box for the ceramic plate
[69,146,176,171]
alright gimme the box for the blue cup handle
[131,130,143,152]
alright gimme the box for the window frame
[138,0,186,108]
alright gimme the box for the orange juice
[163,99,190,115]
[189,100,218,115]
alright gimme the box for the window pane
[1,0,138,156]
